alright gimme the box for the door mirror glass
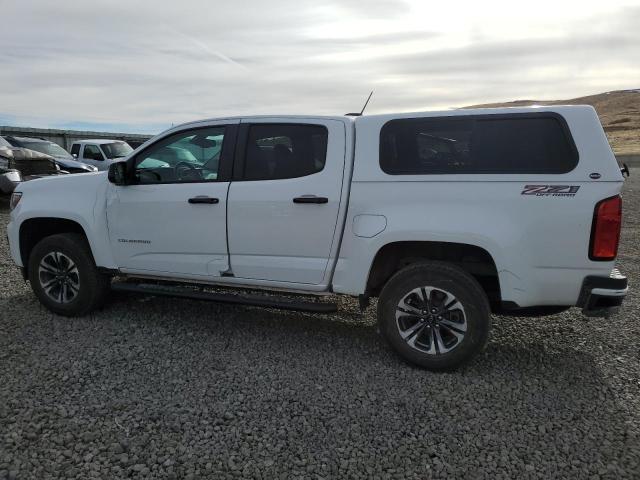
[108,162,128,185]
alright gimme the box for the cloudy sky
[1,0,639,134]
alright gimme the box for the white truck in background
[6,106,628,370]
[70,139,134,171]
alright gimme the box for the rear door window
[242,124,328,180]
[380,114,578,175]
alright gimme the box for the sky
[0,0,639,134]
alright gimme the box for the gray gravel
[1,172,640,480]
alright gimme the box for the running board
[110,282,338,313]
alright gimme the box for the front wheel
[377,261,491,370]
[28,233,110,316]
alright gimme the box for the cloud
[0,0,638,133]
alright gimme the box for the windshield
[0,137,10,147]
[21,141,72,159]
[100,142,133,159]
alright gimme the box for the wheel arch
[365,240,501,309]
[19,217,93,277]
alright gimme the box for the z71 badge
[521,185,580,197]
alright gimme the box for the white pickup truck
[6,107,628,369]
[70,139,134,171]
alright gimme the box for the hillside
[466,89,640,155]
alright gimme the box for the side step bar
[110,282,338,313]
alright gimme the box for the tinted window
[83,145,104,161]
[100,142,133,159]
[19,140,73,159]
[70,144,80,156]
[134,127,225,184]
[244,124,328,180]
[380,114,578,175]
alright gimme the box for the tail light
[589,195,622,261]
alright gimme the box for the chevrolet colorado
[6,106,628,369]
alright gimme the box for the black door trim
[232,123,250,181]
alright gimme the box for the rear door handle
[188,196,219,204]
[293,195,328,204]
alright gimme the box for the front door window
[83,144,104,161]
[134,127,225,184]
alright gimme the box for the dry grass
[466,89,640,155]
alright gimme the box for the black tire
[28,233,110,316]
[377,261,491,371]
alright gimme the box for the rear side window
[243,124,328,180]
[70,144,80,156]
[379,114,578,175]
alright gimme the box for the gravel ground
[1,173,639,480]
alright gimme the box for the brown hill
[466,89,640,155]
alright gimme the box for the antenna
[346,91,373,116]
[360,90,373,115]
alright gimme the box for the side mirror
[72,153,78,159]
[108,162,128,185]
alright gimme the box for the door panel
[227,119,346,284]
[107,182,230,277]
[106,121,237,278]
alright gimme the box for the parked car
[2,136,97,174]
[0,146,63,194]
[6,106,627,370]
[70,139,133,171]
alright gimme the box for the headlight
[9,192,22,210]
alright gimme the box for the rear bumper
[577,269,628,317]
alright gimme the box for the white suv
[7,106,628,370]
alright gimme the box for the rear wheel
[377,261,491,370]
[28,233,110,316]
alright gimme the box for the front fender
[8,172,117,269]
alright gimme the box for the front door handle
[188,196,219,204]
[293,195,328,204]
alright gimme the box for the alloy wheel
[395,286,467,354]
[38,251,81,304]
